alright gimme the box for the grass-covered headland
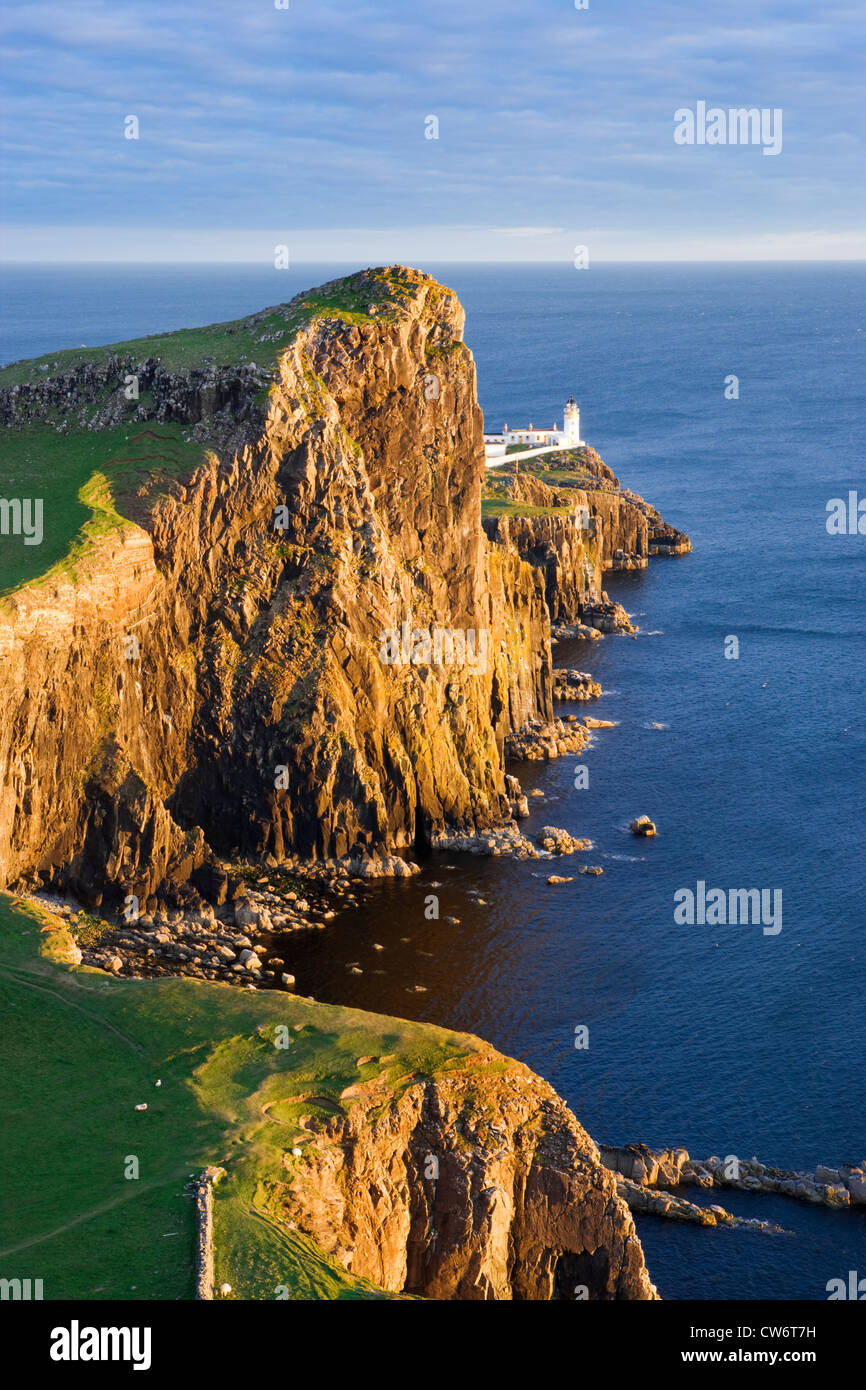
[0,893,487,1300]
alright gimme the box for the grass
[0,308,300,389]
[0,267,433,390]
[481,498,573,519]
[0,266,445,599]
[0,892,487,1300]
[539,467,599,489]
[0,421,210,595]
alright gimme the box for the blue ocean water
[2,261,864,1300]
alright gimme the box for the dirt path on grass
[0,962,147,1057]
[0,1178,175,1259]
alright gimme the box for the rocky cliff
[483,510,603,622]
[0,266,685,914]
[3,899,658,1301]
[482,451,689,625]
[0,268,557,905]
[269,1046,657,1299]
[0,268,677,1303]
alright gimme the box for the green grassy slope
[481,497,573,519]
[481,449,612,520]
[0,272,405,390]
[0,424,209,595]
[0,893,483,1300]
[0,266,429,597]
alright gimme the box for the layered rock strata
[0,270,551,904]
[600,1143,866,1211]
[280,1051,658,1299]
[0,267,687,909]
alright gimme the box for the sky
[1,0,864,262]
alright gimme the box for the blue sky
[1,0,864,260]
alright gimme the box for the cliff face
[0,270,670,1302]
[0,266,687,906]
[482,511,603,622]
[4,900,657,1302]
[482,464,689,625]
[0,269,552,903]
[277,1049,657,1300]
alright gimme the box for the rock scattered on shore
[551,622,603,643]
[616,1177,787,1233]
[553,668,602,702]
[431,825,538,858]
[505,717,591,761]
[536,826,592,855]
[22,877,333,992]
[505,773,530,819]
[600,1142,866,1212]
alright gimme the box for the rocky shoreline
[1,266,697,1300]
[601,1143,866,1223]
[14,683,624,991]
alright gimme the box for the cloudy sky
[1,0,864,261]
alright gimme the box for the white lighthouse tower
[563,395,581,446]
[482,392,584,461]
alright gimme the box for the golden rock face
[280,1049,659,1300]
[0,267,685,908]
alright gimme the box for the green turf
[0,267,426,389]
[0,893,485,1300]
[481,497,573,519]
[539,467,598,488]
[0,266,444,599]
[0,422,210,595]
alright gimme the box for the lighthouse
[482,392,584,461]
[563,395,581,446]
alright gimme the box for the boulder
[536,826,591,855]
[815,1164,841,1184]
[842,1167,866,1204]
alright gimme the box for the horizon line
[2,257,866,267]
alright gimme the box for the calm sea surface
[2,261,864,1300]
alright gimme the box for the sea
[2,260,864,1301]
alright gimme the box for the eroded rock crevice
[279,1059,657,1300]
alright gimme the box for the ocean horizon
[2,259,864,1302]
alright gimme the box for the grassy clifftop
[0,266,426,389]
[481,447,619,520]
[0,893,487,1300]
[0,266,441,595]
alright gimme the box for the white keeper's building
[483,395,584,460]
